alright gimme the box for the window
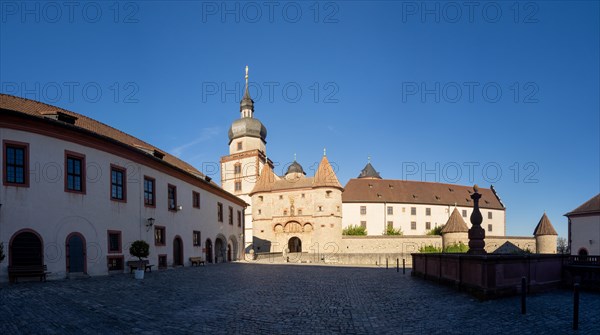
[387,221,393,230]
[411,221,417,230]
[336,206,340,212]
[488,224,493,232]
[107,230,122,253]
[237,210,242,227]
[107,256,124,271]
[144,176,155,206]
[318,206,323,212]
[65,151,85,193]
[258,196,263,201]
[411,207,416,215]
[158,254,167,269]
[168,184,177,211]
[217,202,224,222]
[154,226,166,246]
[426,208,431,216]
[192,191,200,208]
[234,163,241,174]
[258,209,262,215]
[360,221,367,229]
[235,181,242,192]
[110,165,126,201]
[193,231,201,246]
[237,142,242,150]
[326,190,332,198]
[426,222,431,230]
[360,206,367,215]
[488,212,493,219]
[301,193,305,198]
[462,210,467,217]
[279,195,283,200]
[228,206,234,225]
[283,209,288,216]
[3,141,29,186]
[298,209,303,215]
[387,206,393,215]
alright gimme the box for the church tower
[220,66,269,252]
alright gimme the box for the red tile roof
[0,94,244,205]
[566,193,600,216]
[342,178,505,210]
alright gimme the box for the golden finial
[323,147,327,156]
[245,65,249,85]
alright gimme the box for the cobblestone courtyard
[0,263,598,334]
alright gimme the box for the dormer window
[153,149,165,159]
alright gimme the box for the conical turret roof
[250,163,276,195]
[533,213,558,236]
[441,208,469,233]
[313,155,342,189]
[358,162,381,179]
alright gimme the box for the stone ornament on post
[467,184,487,254]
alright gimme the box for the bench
[8,265,50,283]
[189,256,205,266]
[126,260,154,273]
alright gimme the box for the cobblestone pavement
[0,263,598,334]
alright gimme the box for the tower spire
[240,65,254,117]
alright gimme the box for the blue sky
[1,1,598,238]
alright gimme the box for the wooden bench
[127,260,154,273]
[8,265,50,283]
[189,256,205,266]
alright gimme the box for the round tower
[441,208,469,249]
[533,213,558,254]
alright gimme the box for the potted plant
[129,240,150,280]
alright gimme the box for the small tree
[427,225,444,236]
[343,225,367,236]
[557,237,569,254]
[0,242,5,263]
[129,240,150,263]
[385,226,403,235]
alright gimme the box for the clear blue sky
[2,1,598,238]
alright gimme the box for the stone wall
[341,235,443,254]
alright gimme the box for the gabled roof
[565,193,600,216]
[441,208,469,233]
[0,94,246,206]
[358,163,381,179]
[342,179,504,210]
[313,155,343,189]
[533,213,558,236]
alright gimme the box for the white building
[566,193,600,256]
[1,94,245,281]
[342,163,506,236]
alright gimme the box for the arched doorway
[288,237,302,253]
[10,230,43,266]
[66,233,86,273]
[578,248,588,257]
[173,236,183,266]
[205,239,213,264]
[227,243,232,262]
[215,237,225,263]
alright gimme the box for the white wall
[0,128,244,281]
[342,202,505,236]
[570,215,600,255]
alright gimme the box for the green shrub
[343,225,367,236]
[427,225,444,236]
[129,240,150,261]
[443,242,469,253]
[385,226,403,235]
[419,245,442,253]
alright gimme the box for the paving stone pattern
[0,263,598,334]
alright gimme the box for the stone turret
[441,208,469,249]
[533,213,558,254]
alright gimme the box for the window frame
[488,224,493,232]
[237,210,242,227]
[193,231,201,246]
[411,207,416,215]
[107,230,122,254]
[360,221,367,229]
[3,140,29,187]
[228,206,234,225]
[488,211,493,219]
[387,206,393,215]
[462,209,467,217]
[426,222,431,230]
[107,255,124,271]
[192,191,201,209]
[425,208,431,216]
[64,150,86,194]
[234,163,241,174]
[110,164,127,202]
[360,206,367,215]
[411,221,417,230]
[143,176,156,207]
[154,226,166,246]
[234,181,242,192]
[217,202,224,222]
[168,184,177,211]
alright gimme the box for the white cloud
[170,126,221,157]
